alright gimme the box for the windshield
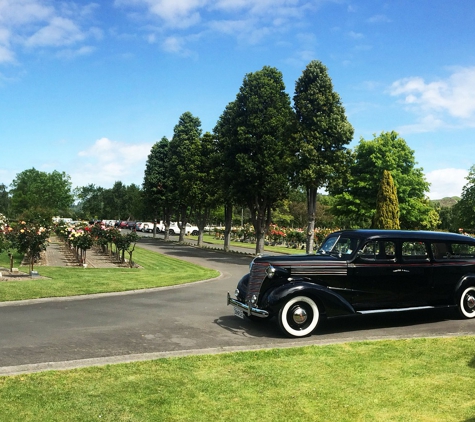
[317,235,359,258]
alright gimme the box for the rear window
[431,242,475,260]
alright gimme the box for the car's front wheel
[458,285,475,319]
[278,296,320,337]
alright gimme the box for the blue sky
[0,0,474,199]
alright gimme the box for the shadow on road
[138,237,255,266]
[215,307,456,340]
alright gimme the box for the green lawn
[1,337,474,421]
[0,246,219,302]
[188,233,307,255]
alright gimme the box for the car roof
[330,229,475,243]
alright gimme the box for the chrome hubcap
[466,294,475,310]
[292,307,308,325]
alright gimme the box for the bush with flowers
[0,214,16,270]
[10,220,50,272]
[68,226,94,264]
[113,230,139,267]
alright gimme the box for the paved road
[1,238,474,376]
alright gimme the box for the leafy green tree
[142,136,174,238]
[102,182,127,220]
[215,66,296,254]
[0,184,10,217]
[372,170,400,229]
[214,101,240,252]
[124,183,144,221]
[10,168,74,220]
[293,60,354,252]
[105,182,141,220]
[454,165,475,231]
[168,112,203,242]
[74,184,104,220]
[332,132,434,229]
[192,131,221,246]
[438,204,458,232]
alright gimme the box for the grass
[0,246,219,302]
[1,336,474,421]
[189,233,307,255]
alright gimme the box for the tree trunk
[179,226,185,243]
[223,203,233,252]
[164,217,171,241]
[306,188,317,254]
[251,202,272,255]
[152,217,157,239]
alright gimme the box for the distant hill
[430,196,460,207]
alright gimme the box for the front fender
[263,280,356,318]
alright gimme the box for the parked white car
[138,222,161,233]
[169,222,199,235]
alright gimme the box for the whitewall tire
[278,296,320,337]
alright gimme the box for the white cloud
[367,14,390,23]
[0,0,99,64]
[56,45,96,59]
[0,44,15,63]
[74,138,153,188]
[117,0,317,53]
[390,67,475,130]
[426,168,468,199]
[25,17,85,47]
[116,0,206,28]
[348,31,364,39]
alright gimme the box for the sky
[0,0,474,200]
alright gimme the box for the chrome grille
[247,261,268,302]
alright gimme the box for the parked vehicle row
[111,220,199,235]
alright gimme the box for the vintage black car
[227,229,475,337]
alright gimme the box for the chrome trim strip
[358,306,435,314]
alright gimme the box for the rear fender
[454,274,475,301]
[263,280,355,318]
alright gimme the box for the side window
[448,243,475,259]
[431,243,449,260]
[334,237,356,256]
[359,240,396,262]
[402,241,429,262]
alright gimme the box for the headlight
[266,265,276,278]
[234,288,240,298]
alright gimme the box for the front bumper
[227,292,269,318]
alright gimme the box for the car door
[350,239,401,311]
[398,240,433,307]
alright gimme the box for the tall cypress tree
[293,60,354,253]
[373,170,400,229]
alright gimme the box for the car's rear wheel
[278,296,320,337]
[458,286,475,319]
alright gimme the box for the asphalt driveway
[1,238,474,376]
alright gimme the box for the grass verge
[0,246,219,302]
[189,233,306,255]
[1,337,474,421]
